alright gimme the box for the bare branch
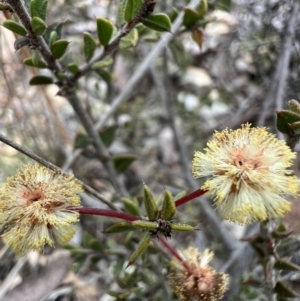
[257,4,299,127]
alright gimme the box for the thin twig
[94,0,202,131]
[150,64,236,253]
[65,91,129,197]
[6,0,129,197]
[0,133,118,210]
[257,4,299,128]
[0,257,27,300]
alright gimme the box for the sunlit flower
[0,164,83,255]
[168,247,228,301]
[192,123,299,224]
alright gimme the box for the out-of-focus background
[1,0,300,300]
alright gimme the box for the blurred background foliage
[1,0,300,300]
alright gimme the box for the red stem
[158,237,191,272]
[77,207,140,222]
[174,188,207,208]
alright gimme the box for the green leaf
[289,121,300,134]
[161,189,176,220]
[74,133,90,148]
[30,0,48,21]
[124,0,143,22]
[104,222,135,233]
[288,99,300,115]
[142,13,172,32]
[95,69,112,83]
[49,31,57,47]
[83,32,97,60]
[29,75,53,85]
[31,16,47,35]
[216,0,232,12]
[116,0,127,26]
[196,0,208,18]
[2,20,27,36]
[24,57,47,68]
[126,233,151,268]
[121,198,140,216]
[82,232,103,251]
[168,7,179,22]
[143,184,158,221]
[75,126,116,149]
[0,3,12,11]
[113,154,137,173]
[276,110,300,134]
[96,17,114,46]
[43,21,64,45]
[99,125,117,147]
[92,57,114,69]
[67,63,79,74]
[183,8,199,28]
[120,28,139,49]
[51,39,69,59]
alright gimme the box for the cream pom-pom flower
[168,247,228,301]
[0,164,83,255]
[192,124,299,224]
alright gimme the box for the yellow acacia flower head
[0,164,83,255]
[192,123,299,224]
[168,247,228,301]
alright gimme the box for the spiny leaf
[96,17,114,46]
[274,281,298,298]
[161,189,176,220]
[3,20,27,36]
[274,259,300,272]
[143,184,158,221]
[142,13,172,32]
[131,220,158,230]
[171,223,195,231]
[30,0,48,21]
[126,233,151,268]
